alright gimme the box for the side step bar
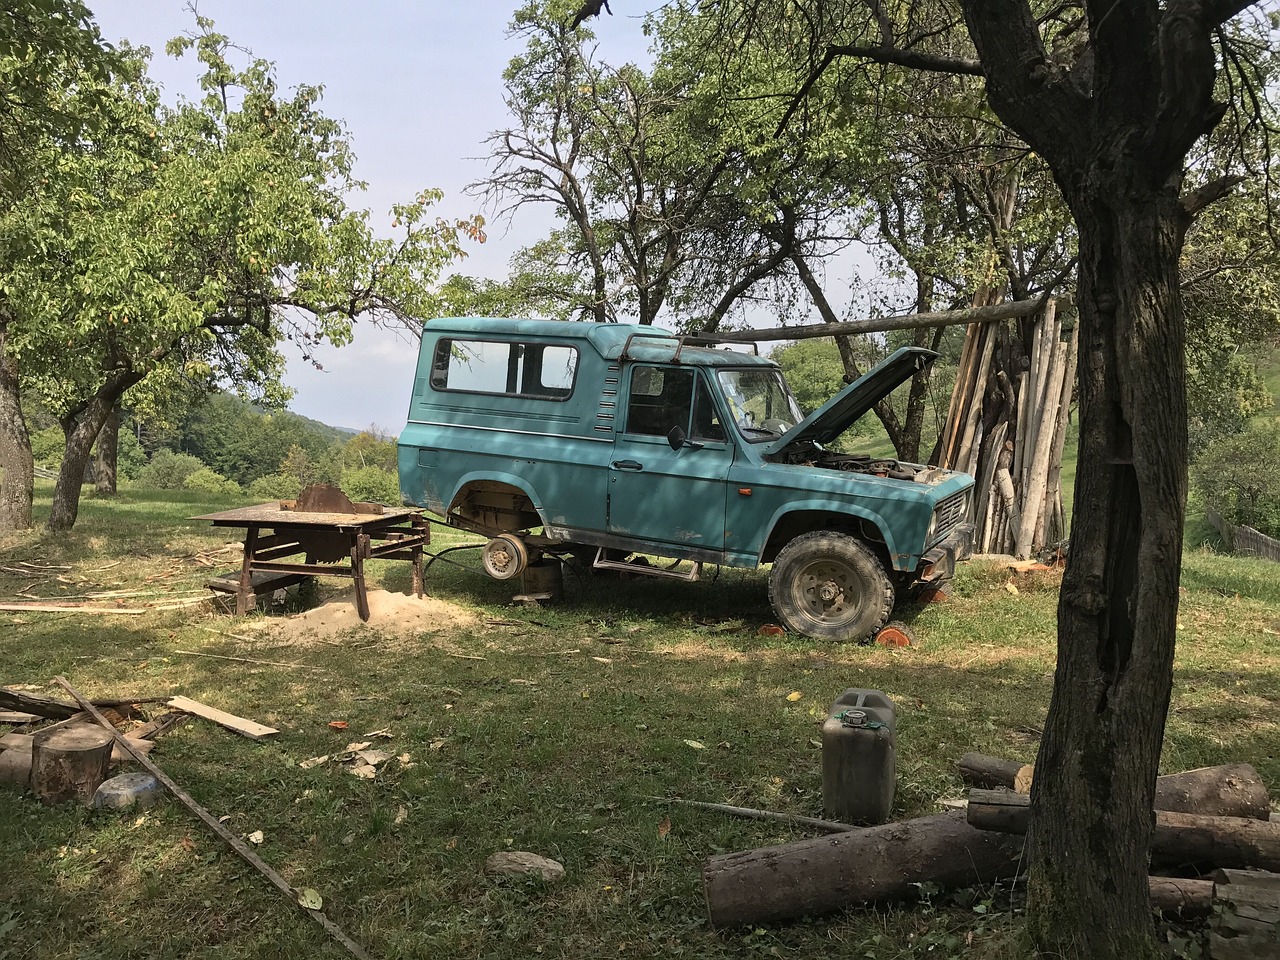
[593,548,702,582]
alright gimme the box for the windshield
[717,368,804,442]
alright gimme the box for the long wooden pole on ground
[705,298,1046,344]
[53,677,372,960]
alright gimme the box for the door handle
[611,459,644,471]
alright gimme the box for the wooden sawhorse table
[195,501,430,621]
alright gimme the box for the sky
[91,2,654,432]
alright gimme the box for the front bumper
[918,522,975,583]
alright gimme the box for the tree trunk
[94,404,121,496]
[0,309,34,531]
[1025,187,1189,958]
[50,373,141,531]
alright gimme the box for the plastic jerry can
[821,688,896,824]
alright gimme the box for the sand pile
[262,589,479,644]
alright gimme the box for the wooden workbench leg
[351,533,371,622]
[411,544,425,598]
[237,526,259,616]
[413,515,428,598]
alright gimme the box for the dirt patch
[253,589,480,645]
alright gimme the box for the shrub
[134,450,205,490]
[340,466,402,506]
[247,472,300,501]
[184,467,242,496]
[1192,420,1280,540]
[31,427,65,468]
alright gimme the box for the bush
[1192,420,1280,539]
[134,450,205,490]
[184,467,242,497]
[340,466,402,506]
[247,472,300,501]
[31,426,65,468]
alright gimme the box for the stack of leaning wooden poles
[937,297,1078,559]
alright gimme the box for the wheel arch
[759,504,900,571]
[446,472,546,534]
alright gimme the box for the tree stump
[31,724,114,805]
[1209,869,1280,959]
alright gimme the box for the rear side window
[431,339,579,399]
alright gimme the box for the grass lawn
[3,487,1279,959]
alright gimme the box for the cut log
[958,753,1031,790]
[968,790,1280,871]
[1150,876,1213,919]
[1154,812,1280,872]
[1209,868,1280,958]
[110,737,155,764]
[0,732,33,787]
[958,756,1269,820]
[701,810,1025,928]
[31,723,114,805]
[1155,764,1271,820]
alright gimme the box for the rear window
[430,338,579,400]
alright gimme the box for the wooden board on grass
[167,696,278,741]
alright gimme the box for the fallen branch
[196,626,268,644]
[54,677,372,960]
[172,650,323,672]
[645,796,858,834]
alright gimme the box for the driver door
[606,365,733,553]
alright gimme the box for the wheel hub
[818,580,841,602]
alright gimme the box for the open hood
[764,346,939,455]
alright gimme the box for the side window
[626,366,694,437]
[430,339,578,399]
[691,378,726,442]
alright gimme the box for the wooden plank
[55,677,371,960]
[167,696,279,741]
[0,711,38,724]
[0,602,149,615]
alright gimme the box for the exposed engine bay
[769,444,950,484]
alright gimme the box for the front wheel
[768,531,894,642]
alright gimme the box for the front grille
[932,491,969,541]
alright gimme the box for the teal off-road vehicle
[398,318,974,641]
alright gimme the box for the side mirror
[667,425,703,452]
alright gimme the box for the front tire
[768,531,894,642]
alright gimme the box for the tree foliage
[0,14,480,532]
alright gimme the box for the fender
[445,470,548,525]
[760,499,909,570]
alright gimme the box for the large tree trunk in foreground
[956,0,1235,945]
[93,404,120,496]
[0,310,34,532]
[1023,186,1190,959]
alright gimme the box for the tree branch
[1180,174,1245,218]
[777,42,985,135]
